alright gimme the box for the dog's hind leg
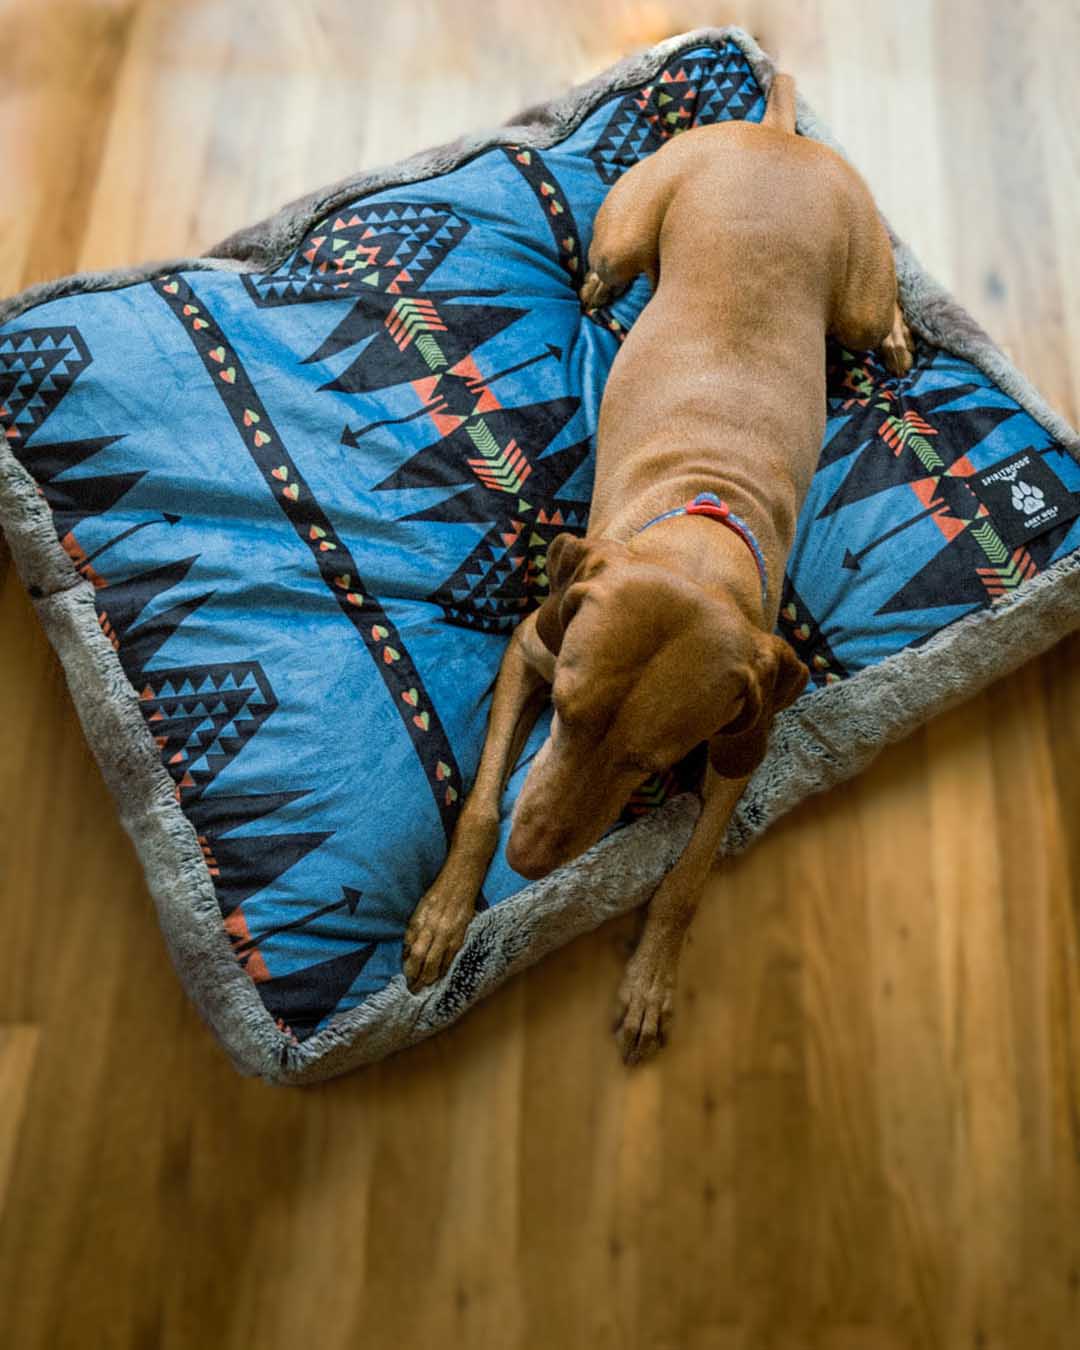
[830,164,915,377]
[580,148,677,310]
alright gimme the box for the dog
[402,72,914,1063]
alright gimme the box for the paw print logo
[1011,479,1045,515]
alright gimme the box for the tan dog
[403,74,914,1062]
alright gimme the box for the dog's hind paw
[579,269,615,312]
[881,303,915,377]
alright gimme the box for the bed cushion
[2,27,1078,1082]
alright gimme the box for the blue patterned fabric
[3,39,1078,1042]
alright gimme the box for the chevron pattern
[465,420,532,494]
[879,410,944,471]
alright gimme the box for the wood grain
[1,2,1079,1347]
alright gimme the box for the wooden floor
[2,2,1079,1346]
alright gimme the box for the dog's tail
[762,72,796,133]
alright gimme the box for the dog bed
[2,28,1078,1084]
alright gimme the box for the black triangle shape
[98,554,202,641]
[9,435,122,485]
[187,789,311,840]
[212,831,333,915]
[118,591,215,678]
[42,471,146,538]
[256,941,377,1041]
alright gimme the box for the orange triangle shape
[909,477,941,508]
[935,513,968,542]
[430,412,463,436]
[246,951,271,983]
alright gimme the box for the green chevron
[882,415,944,470]
[465,419,530,494]
[971,520,1010,565]
[415,334,447,371]
[909,433,944,472]
[389,298,448,372]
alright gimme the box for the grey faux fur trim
[2,27,1078,1084]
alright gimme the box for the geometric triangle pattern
[0,327,90,444]
[242,201,470,306]
[588,48,765,183]
[136,662,277,804]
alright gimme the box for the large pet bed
[2,29,1078,1084]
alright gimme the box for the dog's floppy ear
[708,633,808,779]
[534,533,591,655]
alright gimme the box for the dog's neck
[627,513,767,627]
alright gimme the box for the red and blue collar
[637,492,769,609]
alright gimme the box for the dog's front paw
[612,951,677,1066]
[403,887,473,992]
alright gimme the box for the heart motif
[813,654,829,670]
[562,236,574,251]
[401,688,418,707]
[271,465,288,481]
[243,409,260,427]
[795,623,810,640]
[516,150,531,164]
[782,602,797,622]
[436,761,451,781]
[183,304,199,316]
[220,367,236,384]
[383,646,401,664]
[309,525,326,540]
[346,592,363,607]
[192,318,209,330]
[319,540,337,552]
[371,624,388,641]
[283,483,299,502]
[549,201,563,215]
[445,786,458,805]
[209,346,225,363]
[163,281,179,294]
[334,574,351,590]
[413,711,430,731]
[253,430,270,446]
[540,181,554,196]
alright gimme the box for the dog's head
[506,533,808,879]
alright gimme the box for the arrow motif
[340,346,564,445]
[81,512,182,566]
[232,885,364,956]
[341,402,438,445]
[842,502,946,571]
[467,343,562,391]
